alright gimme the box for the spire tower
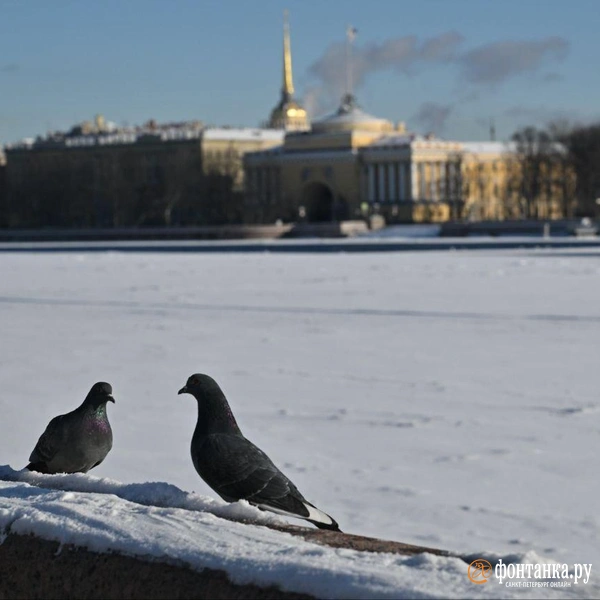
[267,11,310,132]
[282,10,294,101]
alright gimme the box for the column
[250,168,258,204]
[275,168,281,204]
[265,168,271,204]
[258,168,265,203]
[272,168,278,201]
[378,163,386,202]
[263,168,268,203]
[430,162,436,201]
[440,162,447,202]
[448,162,455,199]
[388,163,396,202]
[398,162,405,201]
[411,162,418,201]
[367,164,376,203]
[419,163,427,199]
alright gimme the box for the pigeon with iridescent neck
[26,382,115,474]
[178,373,340,531]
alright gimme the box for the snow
[360,224,442,238]
[3,236,600,254]
[0,469,592,599]
[461,141,517,154]
[202,127,285,142]
[313,105,390,130]
[0,247,599,597]
[1,470,470,600]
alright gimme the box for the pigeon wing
[197,434,310,517]
[28,414,68,464]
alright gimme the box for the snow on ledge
[0,465,282,526]
[0,467,570,599]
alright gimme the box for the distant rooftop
[461,141,517,154]
[312,94,395,134]
[462,140,566,155]
[203,128,284,142]
[5,116,283,151]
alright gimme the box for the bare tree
[510,126,571,219]
[555,123,600,217]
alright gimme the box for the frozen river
[0,247,598,590]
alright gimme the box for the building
[460,142,575,221]
[245,95,574,224]
[4,117,283,228]
[0,149,6,227]
[246,94,467,223]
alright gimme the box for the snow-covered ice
[0,247,598,597]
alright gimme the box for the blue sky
[1,0,599,143]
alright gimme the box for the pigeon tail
[308,515,341,531]
[303,501,341,532]
[256,500,342,532]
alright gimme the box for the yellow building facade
[245,94,573,224]
[246,94,465,223]
[460,142,575,220]
[5,120,283,228]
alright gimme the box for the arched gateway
[302,181,335,222]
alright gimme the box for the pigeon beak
[178,386,188,395]
[106,394,115,403]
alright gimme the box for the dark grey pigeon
[178,373,340,531]
[26,382,115,474]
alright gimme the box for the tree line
[509,121,600,219]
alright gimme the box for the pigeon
[26,382,115,474]
[178,373,340,531]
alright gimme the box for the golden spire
[282,10,294,99]
[267,10,309,131]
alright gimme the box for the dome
[312,94,394,134]
[268,98,310,132]
[270,99,307,121]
